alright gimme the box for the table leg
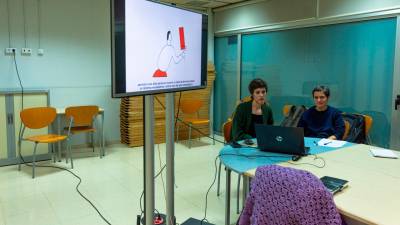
[101,111,105,157]
[242,175,249,210]
[225,168,231,225]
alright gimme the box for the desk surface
[245,144,400,225]
[220,137,353,174]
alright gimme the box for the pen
[324,141,332,145]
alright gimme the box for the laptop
[255,124,309,156]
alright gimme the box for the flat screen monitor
[111,0,208,97]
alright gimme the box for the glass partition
[240,18,396,147]
[214,36,239,133]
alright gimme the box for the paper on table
[370,147,399,159]
[317,138,346,147]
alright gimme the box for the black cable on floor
[13,51,112,225]
[200,155,219,225]
[19,155,112,224]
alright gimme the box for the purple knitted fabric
[239,165,343,225]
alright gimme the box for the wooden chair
[18,107,69,178]
[176,100,214,148]
[65,105,100,168]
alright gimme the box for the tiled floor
[0,137,242,225]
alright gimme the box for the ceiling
[161,0,248,10]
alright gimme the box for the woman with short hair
[231,78,274,141]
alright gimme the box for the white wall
[214,0,400,34]
[0,0,120,145]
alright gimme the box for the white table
[244,144,400,225]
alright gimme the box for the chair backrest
[20,107,57,129]
[342,113,366,143]
[179,100,203,114]
[363,114,373,135]
[65,105,99,127]
[222,119,233,143]
[280,105,307,127]
[361,110,388,147]
[240,96,252,104]
[343,120,350,140]
[282,104,292,117]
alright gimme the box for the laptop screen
[255,125,307,155]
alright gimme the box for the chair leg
[66,142,69,164]
[217,161,222,196]
[52,143,56,163]
[68,140,74,169]
[32,143,38,179]
[18,140,22,171]
[237,174,241,214]
[213,133,215,145]
[91,132,95,152]
[97,131,102,159]
[188,124,192,148]
[176,123,179,142]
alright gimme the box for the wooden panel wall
[120,63,216,147]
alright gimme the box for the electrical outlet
[38,48,44,56]
[21,48,32,55]
[5,48,16,55]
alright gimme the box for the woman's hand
[327,135,337,140]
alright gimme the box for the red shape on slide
[179,27,186,50]
[153,69,167,77]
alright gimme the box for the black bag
[342,113,366,143]
[280,105,307,127]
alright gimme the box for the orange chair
[282,104,293,117]
[364,115,373,135]
[18,107,69,178]
[343,120,350,140]
[342,114,373,142]
[65,105,100,168]
[176,100,214,148]
[363,114,373,144]
[222,118,233,144]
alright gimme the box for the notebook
[320,176,349,194]
[254,125,309,156]
[370,147,398,159]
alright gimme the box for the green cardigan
[231,101,274,141]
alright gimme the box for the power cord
[154,95,224,225]
[286,154,326,168]
[154,96,224,145]
[157,144,167,207]
[18,155,112,224]
[200,155,219,225]
[139,164,166,220]
[219,153,326,168]
[13,50,112,225]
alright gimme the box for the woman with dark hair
[298,85,345,140]
[231,78,274,141]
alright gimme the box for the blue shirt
[298,106,345,139]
